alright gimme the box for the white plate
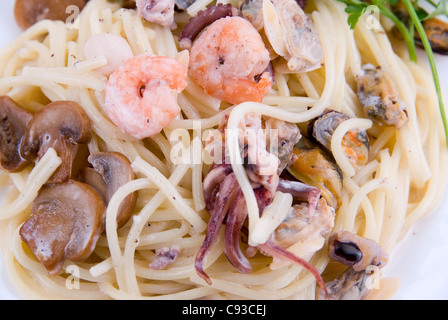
[0,0,448,300]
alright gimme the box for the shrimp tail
[223,73,272,105]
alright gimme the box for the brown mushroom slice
[79,152,137,229]
[328,231,389,272]
[0,96,33,172]
[19,180,106,275]
[77,167,108,202]
[14,0,88,30]
[19,101,91,184]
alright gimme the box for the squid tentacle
[197,166,326,291]
[195,172,239,285]
[258,239,327,295]
[224,190,252,274]
[203,164,232,211]
[277,178,321,217]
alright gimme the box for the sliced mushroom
[287,139,343,209]
[328,231,389,272]
[308,110,370,168]
[19,101,91,184]
[0,96,33,172]
[78,152,137,229]
[19,180,106,275]
[357,64,408,129]
[14,0,88,30]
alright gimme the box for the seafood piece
[240,0,307,31]
[317,268,373,300]
[296,0,307,9]
[197,114,326,291]
[258,239,327,292]
[136,0,176,28]
[272,198,334,250]
[149,245,181,270]
[105,55,188,139]
[240,114,280,190]
[20,180,106,275]
[264,117,302,174]
[175,0,197,10]
[198,162,325,289]
[83,33,134,77]
[308,110,370,169]
[276,179,321,217]
[0,96,33,173]
[196,166,239,281]
[419,18,448,55]
[240,0,264,30]
[392,2,448,55]
[320,231,389,300]
[179,4,239,50]
[357,64,408,129]
[328,231,389,272]
[188,16,272,105]
[288,140,343,209]
[269,198,335,269]
[262,0,323,73]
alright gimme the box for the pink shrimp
[105,55,187,139]
[188,16,272,105]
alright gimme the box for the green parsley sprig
[338,0,448,146]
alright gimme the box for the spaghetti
[0,0,446,300]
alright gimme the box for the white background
[0,0,448,300]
